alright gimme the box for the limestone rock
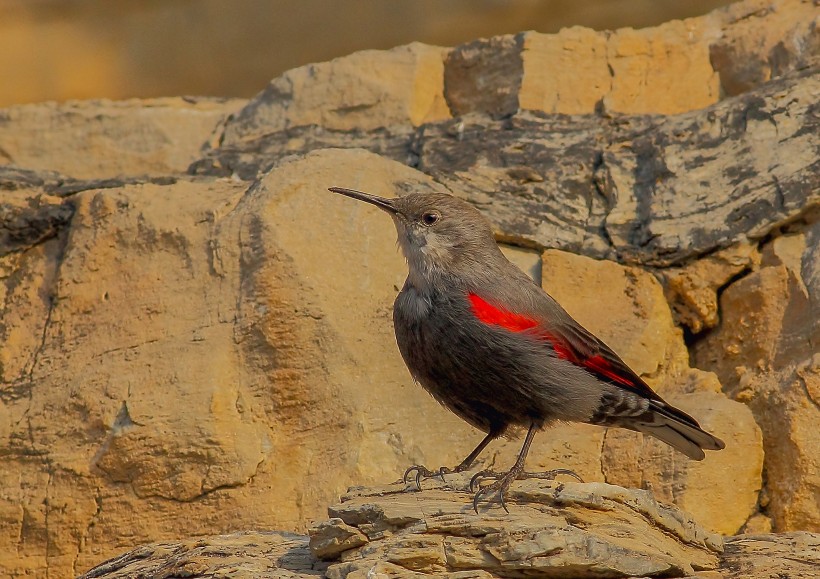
[223,43,450,146]
[693,223,820,532]
[658,243,761,333]
[77,531,320,579]
[709,0,820,96]
[308,519,368,560]
[539,249,763,535]
[721,532,820,579]
[520,21,720,116]
[601,391,763,536]
[542,249,689,378]
[197,69,819,267]
[0,149,525,578]
[313,477,722,577]
[80,532,820,579]
[0,97,243,180]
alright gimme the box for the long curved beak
[328,187,398,215]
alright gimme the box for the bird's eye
[421,211,440,226]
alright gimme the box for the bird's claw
[470,467,584,513]
[470,470,515,514]
[402,465,456,490]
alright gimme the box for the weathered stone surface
[0,97,243,180]
[524,19,722,117]
[596,67,818,267]
[709,0,820,96]
[315,477,723,578]
[309,519,368,560]
[195,68,819,267]
[1,149,542,578]
[540,250,763,535]
[602,390,763,536]
[77,527,820,579]
[0,191,74,256]
[721,532,820,579]
[444,35,523,118]
[78,531,321,579]
[75,526,820,579]
[223,43,450,146]
[658,243,761,333]
[542,250,688,378]
[693,221,820,532]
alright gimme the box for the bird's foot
[470,468,584,513]
[402,464,463,490]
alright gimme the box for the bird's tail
[625,401,725,461]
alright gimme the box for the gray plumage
[330,186,724,507]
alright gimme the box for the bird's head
[329,187,501,282]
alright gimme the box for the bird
[328,186,725,512]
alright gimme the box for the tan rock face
[693,224,820,532]
[540,250,763,535]
[0,150,497,577]
[76,527,820,579]
[602,20,720,114]
[0,98,243,180]
[223,43,450,146]
[1,146,766,577]
[659,243,761,333]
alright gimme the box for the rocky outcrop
[693,225,820,532]
[0,0,818,577]
[313,479,722,578]
[77,480,820,579]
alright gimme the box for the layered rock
[76,480,820,579]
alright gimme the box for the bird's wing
[467,291,659,400]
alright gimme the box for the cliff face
[0,0,818,577]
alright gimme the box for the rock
[314,476,723,577]
[542,249,689,378]
[309,519,368,560]
[658,243,761,333]
[76,525,820,579]
[709,0,820,96]
[0,97,243,179]
[693,222,820,532]
[720,532,820,579]
[601,390,763,536]
[0,191,74,256]
[539,250,763,535]
[223,43,450,146]
[0,149,523,577]
[197,69,820,265]
[77,531,320,579]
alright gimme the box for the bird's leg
[469,423,583,513]
[403,431,497,490]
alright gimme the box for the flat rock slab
[311,475,723,578]
[720,532,820,579]
[78,531,324,579]
[77,479,819,578]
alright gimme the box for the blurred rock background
[0,0,733,106]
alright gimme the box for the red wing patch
[580,355,635,387]
[468,293,572,360]
[468,293,538,333]
[468,293,636,388]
